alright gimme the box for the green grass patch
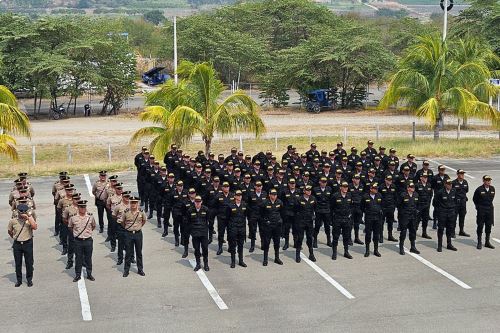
[0,137,498,178]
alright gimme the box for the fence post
[67,144,72,163]
[412,122,416,141]
[239,135,243,152]
[457,120,461,140]
[343,127,347,145]
[376,125,379,141]
[275,132,278,151]
[108,144,112,162]
[32,146,36,166]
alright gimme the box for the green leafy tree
[131,61,265,156]
[0,85,31,160]
[379,34,500,140]
[143,10,165,26]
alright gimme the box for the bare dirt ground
[18,108,498,146]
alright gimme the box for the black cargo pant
[332,217,351,249]
[192,235,209,263]
[351,206,363,239]
[124,230,143,273]
[261,222,281,251]
[74,237,93,277]
[59,216,68,249]
[364,217,381,244]
[248,215,259,241]
[314,211,331,239]
[95,200,106,230]
[54,206,61,234]
[296,222,314,250]
[161,206,171,235]
[456,200,467,232]
[381,207,395,239]
[13,239,34,283]
[181,222,191,247]
[476,207,494,235]
[417,203,431,233]
[281,214,296,243]
[438,209,456,240]
[399,214,417,244]
[172,214,183,241]
[228,227,246,254]
[67,231,75,263]
[108,213,117,248]
[217,217,229,243]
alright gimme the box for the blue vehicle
[305,89,337,113]
[142,66,170,86]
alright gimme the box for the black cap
[99,170,107,176]
[77,200,88,207]
[129,196,140,202]
[483,175,492,181]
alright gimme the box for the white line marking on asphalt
[398,246,471,289]
[300,252,355,299]
[78,268,93,321]
[492,238,500,245]
[427,159,475,179]
[83,174,94,197]
[188,259,228,310]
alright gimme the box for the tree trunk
[462,116,468,129]
[33,93,37,118]
[73,96,78,115]
[433,112,442,141]
[204,137,212,156]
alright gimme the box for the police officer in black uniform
[398,183,420,255]
[260,189,284,266]
[330,182,353,260]
[171,181,188,247]
[187,196,210,271]
[280,178,301,250]
[349,174,365,245]
[435,179,458,252]
[473,175,495,250]
[313,177,333,248]
[215,182,234,255]
[361,183,383,257]
[416,172,433,239]
[452,169,470,237]
[227,190,248,268]
[379,175,398,242]
[247,181,266,252]
[295,185,316,263]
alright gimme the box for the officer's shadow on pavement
[417,240,436,250]
[455,238,478,248]
[2,272,18,283]
[380,243,402,254]
[176,259,192,268]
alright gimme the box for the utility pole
[442,0,448,41]
[173,16,178,85]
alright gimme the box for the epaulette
[124,208,130,213]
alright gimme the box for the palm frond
[0,133,19,160]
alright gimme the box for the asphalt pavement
[1,157,500,333]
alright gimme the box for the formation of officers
[5,140,497,286]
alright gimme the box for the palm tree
[379,34,499,140]
[0,85,31,160]
[131,61,265,156]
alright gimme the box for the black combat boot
[446,237,457,251]
[373,241,381,257]
[65,260,73,269]
[249,239,255,253]
[364,243,370,257]
[194,258,201,271]
[61,247,68,255]
[410,240,420,254]
[274,248,283,265]
[399,240,405,255]
[312,235,318,248]
[477,233,482,249]
[263,250,269,266]
[182,245,188,258]
[331,246,337,260]
[157,220,161,228]
[354,229,364,245]
[208,233,213,244]
[148,212,153,219]
[216,242,223,255]
[388,231,398,242]
[174,235,179,247]
[326,234,332,247]
[296,249,301,263]
[485,233,495,249]
[344,247,353,259]
[230,253,236,268]
[203,258,210,271]
[238,252,247,267]
[458,229,470,237]
[308,249,316,262]
[282,237,289,251]
[437,233,443,252]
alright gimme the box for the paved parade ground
[1,157,500,333]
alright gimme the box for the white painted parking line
[188,259,228,310]
[427,159,475,179]
[300,252,355,299]
[398,246,472,289]
[491,238,500,245]
[83,174,94,197]
[78,268,93,321]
